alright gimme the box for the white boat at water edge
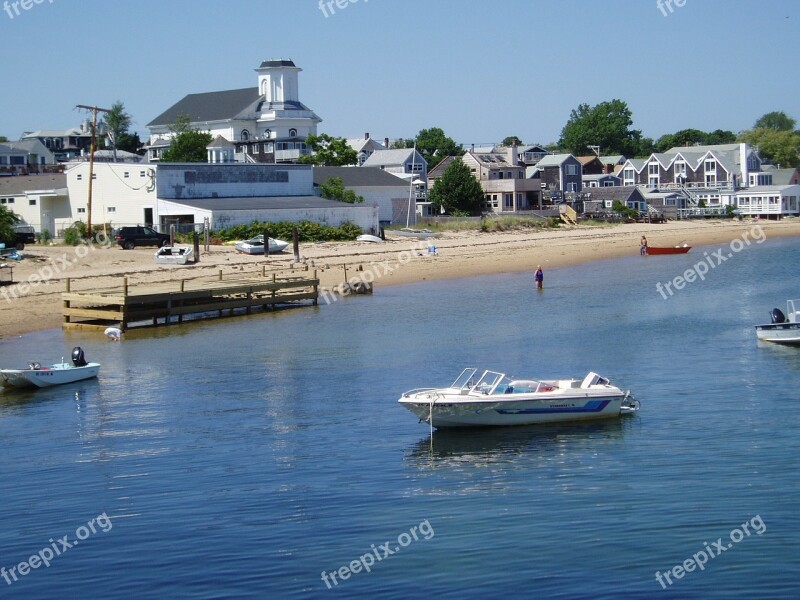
[399,368,639,428]
[389,227,438,239]
[755,299,800,345]
[234,235,290,255]
[1,347,100,389]
[155,246,194,265]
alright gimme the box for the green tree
[101,101,131,161]
[319,177,363,204]
[161,114,213,162]
[655,128,736,152]
[738,127,800,168]
[428,158,483,215]
[0,205,21,245]
[754,111,796,131]
[390,138,414,149]
[115,132,145,155]
[705,129,737,145]
[558,99,642,157]
[0,136,7,142]
[414,127,462,169]
[299,134,358,166]
[501,136,523,146]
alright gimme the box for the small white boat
[399,368,639,428]
[155,246,194,265]
[391,228,438,239]
[755,300,800,345]
[356,234,384,243]
[234,235,289,255]
[1,347,100,389]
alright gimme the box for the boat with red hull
[645,244,691,255]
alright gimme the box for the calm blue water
[1,234,799,599]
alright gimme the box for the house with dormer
[527,153,583,200]
[361,148,428,186]
[347,134,386,166]
[146,59,321,164]
[462,148,541,212]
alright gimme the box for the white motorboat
[755,299,800,345]
[1,347,100,389]
[399,368,639,428]
[234,235,289,255]
[155,245,194,265]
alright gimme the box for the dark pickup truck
[1,224,35,250]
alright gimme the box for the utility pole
[76,104,112,238]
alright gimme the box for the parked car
[114,226,171,250]
[0,224,36,250]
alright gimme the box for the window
[0,198,5,204]
[77,207,86,213]
[264,129,271,138]
[92,173,97,180]
[567,182,577,192]
[518,171,523,179]
[289,128,297,137]
[504,193,513,208]
[10,156,24,165]
[0,156,6,164]
[241,130,250,141]
[29,199,37,206]
[107,207,116,213]
[140,171,146,177]
[408,162,423,173]
[6,198,13,204]
[124,171,130,178]
[566,164,578,176]
[623,168,635,185]
[498,172,504,180]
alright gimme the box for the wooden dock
[62,269,319,331]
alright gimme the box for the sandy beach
[1,218,798,339]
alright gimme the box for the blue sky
[2,0,798,148]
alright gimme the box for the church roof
[147,87,261,127]
[259,59,296,68]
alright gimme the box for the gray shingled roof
[362,148,426,167]
[770,168,800,186]
[580,186,645,203]
[259,59,296,68]
[313,166,408,187]
[535,153,575,167]
[0,174,67,195]
[147,87,261,127]
[162,196,355,211]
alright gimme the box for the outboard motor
[770,308,786,324]
[72,347,87,367]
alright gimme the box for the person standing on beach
[640,235,648,255]
[534,265,544,289]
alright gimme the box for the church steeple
[256,59,301,105]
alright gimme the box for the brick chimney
[364,132,369,140]
[384,137,389,148]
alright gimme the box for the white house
[313,166,411,225]
[361,148,428,186]
[722,185,800,218]
[0,174,69,235]
[66,161,377,233]
[347,134,386,166]
[146,59,321,164]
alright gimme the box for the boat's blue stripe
[496,399,612,414]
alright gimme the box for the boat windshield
[451,368,478,389]
[471,370,506,394]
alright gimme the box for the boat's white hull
[356,234,384,243]
[1,363,100,388]
[755,324,800,345]
[234,238,289,254]
[155,246,194,264]
[400,392,628,428]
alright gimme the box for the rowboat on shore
[646,244,691,255]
